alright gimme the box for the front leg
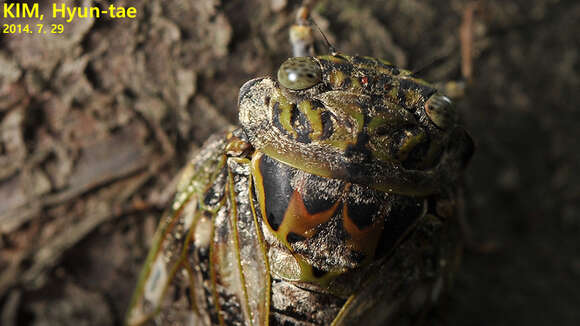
[289,0,318,57]
[438,1,482,100]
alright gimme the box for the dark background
[1,0,578,325]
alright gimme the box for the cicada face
[239,55,474,197]
[127,53,473,326]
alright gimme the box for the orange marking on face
[278,190,340,241]
[342,203,384,258]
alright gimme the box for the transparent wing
[127,130,270,326]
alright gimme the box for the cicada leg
[289,0,319,57]
[438,1,483,100]
[460,1,481,85]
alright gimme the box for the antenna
[411,55,448,76]
[309,18,337,55]
[290,1,337,57]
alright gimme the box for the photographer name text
[3,3,137,21]
[3,3,137,34]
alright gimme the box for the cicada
[127,3,474,326]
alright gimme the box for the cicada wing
[127,130,271,326]
[227,157,271,326]
[331,214,460,326]
[126,133,231,326]
[204,156,271,326]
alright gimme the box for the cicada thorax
[250,150,427,287]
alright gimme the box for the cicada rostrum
[127,3,474,326]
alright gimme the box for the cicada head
[239,54,473,197]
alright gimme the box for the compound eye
[277,57,322,90]
[424,94,456,129]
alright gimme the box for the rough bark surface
[0,0,578,325]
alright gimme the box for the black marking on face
[312,266,327,278]
[303,194,336,216]
[310,99,325,110]
[319,111,334,140]
[272,101,291,139]
[375,197,424,257]
[287,232,306,243]
[290,104,313,144]
[258,155,294,231]
[346,197,379,230]
[302,176,341,215]
[344,133,372,161]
